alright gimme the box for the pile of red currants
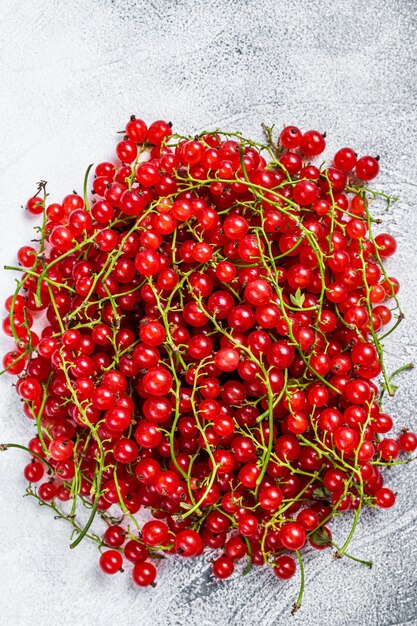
[1,117,415,610]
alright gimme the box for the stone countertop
[0,1,416,624]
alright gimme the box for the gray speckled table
[0,1,416,624]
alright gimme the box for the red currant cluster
[2,117,415,609]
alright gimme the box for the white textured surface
[0,1,417,625]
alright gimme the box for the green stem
[0,443,54,471]
[292,550,305,614]
[83,163,94,212]
[332,542,373,567]
[70,497,99,549]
